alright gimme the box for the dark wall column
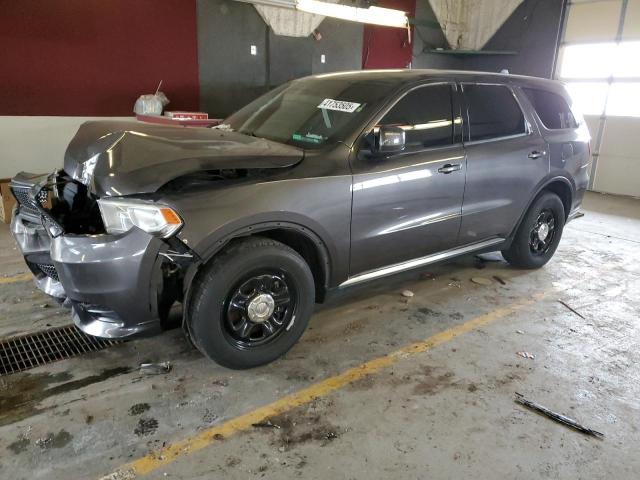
[197,0,269,117]
[412,0,567,79]
[198,0,363,117]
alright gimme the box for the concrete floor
[0,191,639,479]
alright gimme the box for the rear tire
[187,237,315,369]
[502,192,565,269]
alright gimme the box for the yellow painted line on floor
[101,290,551,480]
[0,273,32,285]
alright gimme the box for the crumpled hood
[64,120,303,197]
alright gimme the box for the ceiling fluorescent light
[296,0,408,28]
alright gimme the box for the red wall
[362,0,416,69]
[0,0,199,116]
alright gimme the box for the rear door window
[379,84,455,151]
[522,88,578,130]
[463,84,526,141]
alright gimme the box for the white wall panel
[583,114,601,139]
[0,117,130,179]
[561,0,640,197]
[623,0,640,38]
[565,0,622,42]
[593,116,640,196]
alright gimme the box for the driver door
[349,83,466,276]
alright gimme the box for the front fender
[188,215,334,282]
[188,213,336,269]
[178,216,337,341]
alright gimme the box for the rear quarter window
[463,84,526,141]
[523,87,578,130]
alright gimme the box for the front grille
[0,325,121,376]
[37,263,59,281]
[11,186,46,217]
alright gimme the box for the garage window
[463,84,526,141]
[379,84,455,150]
[558,41,640,117]
[523,88,578,130]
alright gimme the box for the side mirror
[375,126,405,154]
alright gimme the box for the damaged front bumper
[11,212,66,298]
[51,229,166,338]
[10,172,194,339]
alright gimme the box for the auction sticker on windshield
[318,98,361,113]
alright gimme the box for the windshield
[221,76,400,149]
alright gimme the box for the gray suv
[10,70,590,368]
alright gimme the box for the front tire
[502,191,565,269]
[187,237,315,369]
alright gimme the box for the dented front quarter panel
[163,146,354,287]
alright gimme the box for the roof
[310,69,563,91]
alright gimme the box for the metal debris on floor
[492,275,507,285]
[252,420,281,429]
[558,300,586,319]
[516,351,535,359]
[514,392,604,439]
[139,362,172,375]
[471,277,493,286]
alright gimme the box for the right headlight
[97,198,183,238]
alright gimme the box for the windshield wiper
[240,131,262,138]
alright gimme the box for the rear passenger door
[458,83,549,245]
[521,87,590,209]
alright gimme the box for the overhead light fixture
[235,0,408,28]
[295,0,408,28]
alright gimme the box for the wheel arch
[183,219,333,314]
[540,178,572,220]
[508,175,574,242]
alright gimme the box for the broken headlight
[97,198,183,238]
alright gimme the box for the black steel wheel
[224,272,297,349]
[187,237,315,369]
[502,191,565,269]
[529,209,556,256]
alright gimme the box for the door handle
[528,150,544,159]
[438,163,461,174]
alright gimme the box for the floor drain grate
[0,325,121,376]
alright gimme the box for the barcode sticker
[318,98,361,113]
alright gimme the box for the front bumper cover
[50,228,166,339]
[11,210,66,298]
[10,172,176,339]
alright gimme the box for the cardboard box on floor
[0,179,16,224]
